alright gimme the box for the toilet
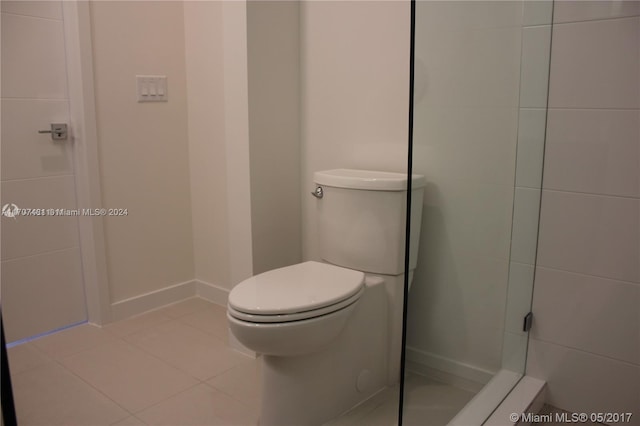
[227,169,425,426]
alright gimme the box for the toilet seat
[228,286,364,323]
[228,261,365,324]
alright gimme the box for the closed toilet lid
[228,261,365,316]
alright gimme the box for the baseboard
[405,346,494,393]
[195,279,230,307]
[108,278,232,323]
[195,280,255,357]
[110,279,197,322]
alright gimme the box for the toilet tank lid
[314,169,426,191]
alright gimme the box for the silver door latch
[38,123,68,140]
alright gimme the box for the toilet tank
[314,169,426,276]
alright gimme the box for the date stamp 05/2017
[511,412,634,424]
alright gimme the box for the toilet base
[259,277,388,426]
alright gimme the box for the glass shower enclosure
[401,1,554,424]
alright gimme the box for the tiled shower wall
[528,1,640,420]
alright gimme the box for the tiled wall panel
[529,2,640,418]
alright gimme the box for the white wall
[89,1,195,303]
[247,0,301,275]
[406,1,525,382]
[80,0,293,317]
[527,1,640,419]
[221,1,254,288]
[300,0,411,261]
[183,1,231,290]
[185,0,302,290]
[91,0,257,310]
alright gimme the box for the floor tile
[324,387,399,426]
[404,373,475,406]
[6,301,478,426]
[136,383,258,426]
[104,309,173,338]
[157,297,214,319]
[356,399,399,426]
[403,374,475,425]
[7,342,52,375]
[12,362,129,425]
[59,339,198,413]
[402,373,476,426]
[111,416,147,425]
[179,303,229,342]
[124,320,251,381]
[207,357,262,411]
[328,373,475,426]
[31,323,120,360]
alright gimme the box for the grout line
[552,14,640,26]
[9,309,258,423]
[510,260,535,267]
[530,336,640,368]
[49,347,136,418]
[0,10,63,22]
[1,96,69,102]
[124,338,257,418]
[175,318,229,344]
[1,245,80,264]
[534,265,640,288]
[118,323,205,381]
[52,330,198,417]
[109,414,146,426]
[116,313,241,385]
[542,188,640,201]
[1,174,75,184]
[522,23,552,30]
[547,106,640,111]
[129,381,203,417]
[202,379,260,412]
[105,314,174,339]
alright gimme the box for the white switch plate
[136,75,168,102]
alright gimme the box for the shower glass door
[401,1,553,423]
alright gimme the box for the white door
[1,0,87,343]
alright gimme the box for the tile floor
[325,373,475,426]
[8,298,258,425]
[7,297,475,426]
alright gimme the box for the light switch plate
[136,75,168,102]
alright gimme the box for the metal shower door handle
[38,123,68,141]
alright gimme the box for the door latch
[38,123,68,141]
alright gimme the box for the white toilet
[227,169,425,426]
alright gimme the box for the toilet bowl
[226,169,426,426]
[227,261,365,357]
[241,271,390,426]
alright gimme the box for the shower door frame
[399,0,554,423]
